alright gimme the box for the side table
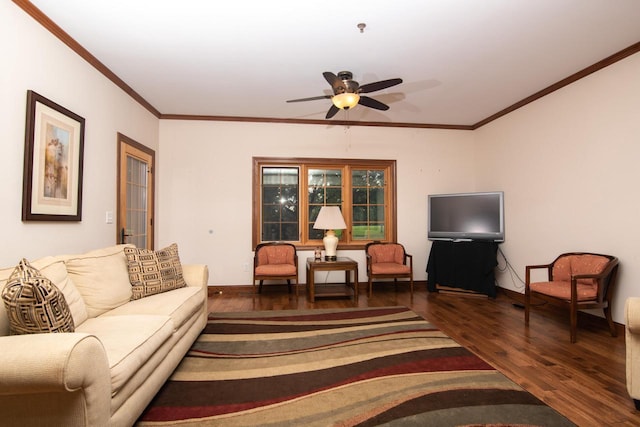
[306,257,358,302]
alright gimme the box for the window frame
[252,157,397,250]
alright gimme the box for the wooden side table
[306,257,358,302]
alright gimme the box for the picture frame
[22,90,85,221]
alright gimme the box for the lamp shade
[332,92,360,110]
[313,206,347,230]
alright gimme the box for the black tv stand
[426,240,499,297]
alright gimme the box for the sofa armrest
[626,297,640,334]
[0,333,111,426]
[183,264,209,289]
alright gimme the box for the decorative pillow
[32,256,89,327]
[124,243,186,300]
[1,259,74,335]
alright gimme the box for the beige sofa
[0,244,209,427]
[626,297,640,409]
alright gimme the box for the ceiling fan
[286,71,403,119]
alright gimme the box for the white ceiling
[26,0,640,127]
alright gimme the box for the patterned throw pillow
[124,243,186,300]
[1,259,74,334]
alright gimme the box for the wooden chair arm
[405,253,413,267]
[525,263,553,286]
[365,253,373,272]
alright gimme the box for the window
[253,157,396,249]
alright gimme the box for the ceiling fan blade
[286,95,332,103]
[325,104,340,119]
[359,78,403,93]
[323,71,346,93]
[358,96,390,111]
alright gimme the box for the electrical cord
[496,246,547,307]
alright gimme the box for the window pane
[308,187,325,204]
[352,170,367,186]
[353,187,367,204]
[325,188,342,204]
[262,205,280,222]
[351,168,386,241]
[326,170,342,186]
[352,205,367,221]
[282,223,299,240]
[261,167,299,241]
[369,188,385,204]
[307,168,343,241]
[369,205,385,221]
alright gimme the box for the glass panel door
[117,133,155,249]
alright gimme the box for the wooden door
[117,133,155,249]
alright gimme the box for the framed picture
[22,90,85,221]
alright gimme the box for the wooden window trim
[252,157,397,250]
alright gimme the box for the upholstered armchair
[365,242,413,298]
[253,242,299,297]
[525,252,619,343]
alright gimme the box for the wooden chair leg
[286,279,292,294]
[258,280,264,294]
[524,287,530,325]
[604,306,617,337]
[368,277,373,298]
[409,277,414,296]
[570,305,578,343]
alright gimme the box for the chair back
[365,242,406,265]
[551,252,619,302]
[255,242,296,267]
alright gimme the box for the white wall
[0,2,159,264]
[157,121,477,285]
[475,52,640,323]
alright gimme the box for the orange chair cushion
[552,254,609,287]
[371,263,411,275]
[257,245,294,266]
[530,280,598,301]
[368,244,404,264]
[255,264,297,276]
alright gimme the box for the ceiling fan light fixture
[332,92,360,110]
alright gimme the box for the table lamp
[313,206,347,261]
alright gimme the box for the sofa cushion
[1,259,74,334]
[102,285,203,332]
[65,245,134,318]
[31,256,89,327]
[124,243,186,300]
[76,314,173,394]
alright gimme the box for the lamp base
[324,255,337,261]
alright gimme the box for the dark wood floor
[208,282,639,427]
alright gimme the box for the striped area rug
[136,306,575,426]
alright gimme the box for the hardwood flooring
[208,282,639,427]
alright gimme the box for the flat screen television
[428,191,504,242]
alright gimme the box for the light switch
[105,211,113,224]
